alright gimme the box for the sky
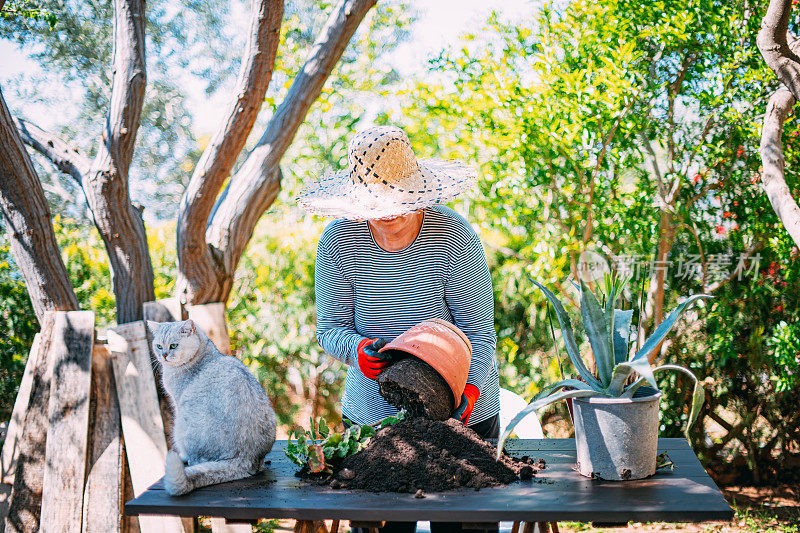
[0,0,535,137]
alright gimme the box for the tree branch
[14,118,91,184]
[193,0,378,304]
[176,0,284,305]
[759,87,800,247]
[704,240,763,293]
[83,0,154,323]
[666,50,696,175]
[758,0,800,101]
[0,86,80,322]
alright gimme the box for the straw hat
[296,125,477,220]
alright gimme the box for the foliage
[393,0,800,483]
[228,209,334,428]
[0,240,39,421]
[0,0,57,27]
[285,412,405,474]
[0,0,413,220]
[497,275,710,456]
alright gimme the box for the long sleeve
[315,237,366,367]
[444,234,497,393]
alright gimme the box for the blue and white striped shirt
[314,205,500,426]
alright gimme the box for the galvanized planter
[572,386,662,481]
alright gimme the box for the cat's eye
[156,344,162,349]
[170,343,178,349]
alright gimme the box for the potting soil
[331,417,543,493]
[377,357,454,421]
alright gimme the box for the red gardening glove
[357,338,399,379]
[452,384,480,425]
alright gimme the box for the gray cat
[147,319,277,495]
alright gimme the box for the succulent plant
[497,275,711,458]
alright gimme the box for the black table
[125,438,733,525]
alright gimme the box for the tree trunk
[0,87,79,323]
[12,0,153,325]
[179,0,378,306]
[759,88,800,247]
[758,0,800,100]
[642,210,677,363]
[176,0,285,307]
[83,0,154,324]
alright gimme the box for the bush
[0,241,39,421]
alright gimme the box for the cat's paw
[164,450,191,496]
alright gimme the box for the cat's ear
[179,319,197,336]
[145,320,161,336]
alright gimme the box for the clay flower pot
[379,318,472,403]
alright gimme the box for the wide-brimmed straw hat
[296,125,477,220]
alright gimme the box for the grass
[560,501,800,532]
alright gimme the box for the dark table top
[125,438,733,524]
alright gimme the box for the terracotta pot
[379,318,472,402]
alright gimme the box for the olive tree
[0,0,379,324]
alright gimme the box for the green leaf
[335,443,350,458]
[633,294,712,363]
[616,358,658,391]
[309,417,318,441]
[580,280,613,386]
[613,309,634,364]
[359,425,376,439]
[318,419,330,439]
[529,278,603,389]
[345,425,360,440]
[622,364,704,439]
[307,444,326,473]
[605,364,634,396]
[531,378,596,402]
[323,446,336,459]
[348,439,359,455]
[378,412,406,428]
[497,388,603,458]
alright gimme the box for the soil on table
[328,417,544,493]
[377,357,454,421]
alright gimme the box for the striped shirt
[314,205,500,426]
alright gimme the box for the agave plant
[497,275,711,458]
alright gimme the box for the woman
[298,124,499,436]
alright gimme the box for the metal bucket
[572,386,662,480]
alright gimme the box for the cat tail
[163,450,255,496]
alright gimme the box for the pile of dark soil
[377,357,454,421]
[328,417,543,493]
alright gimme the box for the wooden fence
[0,301,250,533]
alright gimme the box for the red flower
[733,201,739,206]
[736,147,745,157]
[723,211,733,218]
[715,225,726,234]
[775,304,784,312]
[693,173,702,184]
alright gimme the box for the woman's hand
[452,384,480,425]
[357,338,402,379]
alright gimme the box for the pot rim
[574,388,662,405]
